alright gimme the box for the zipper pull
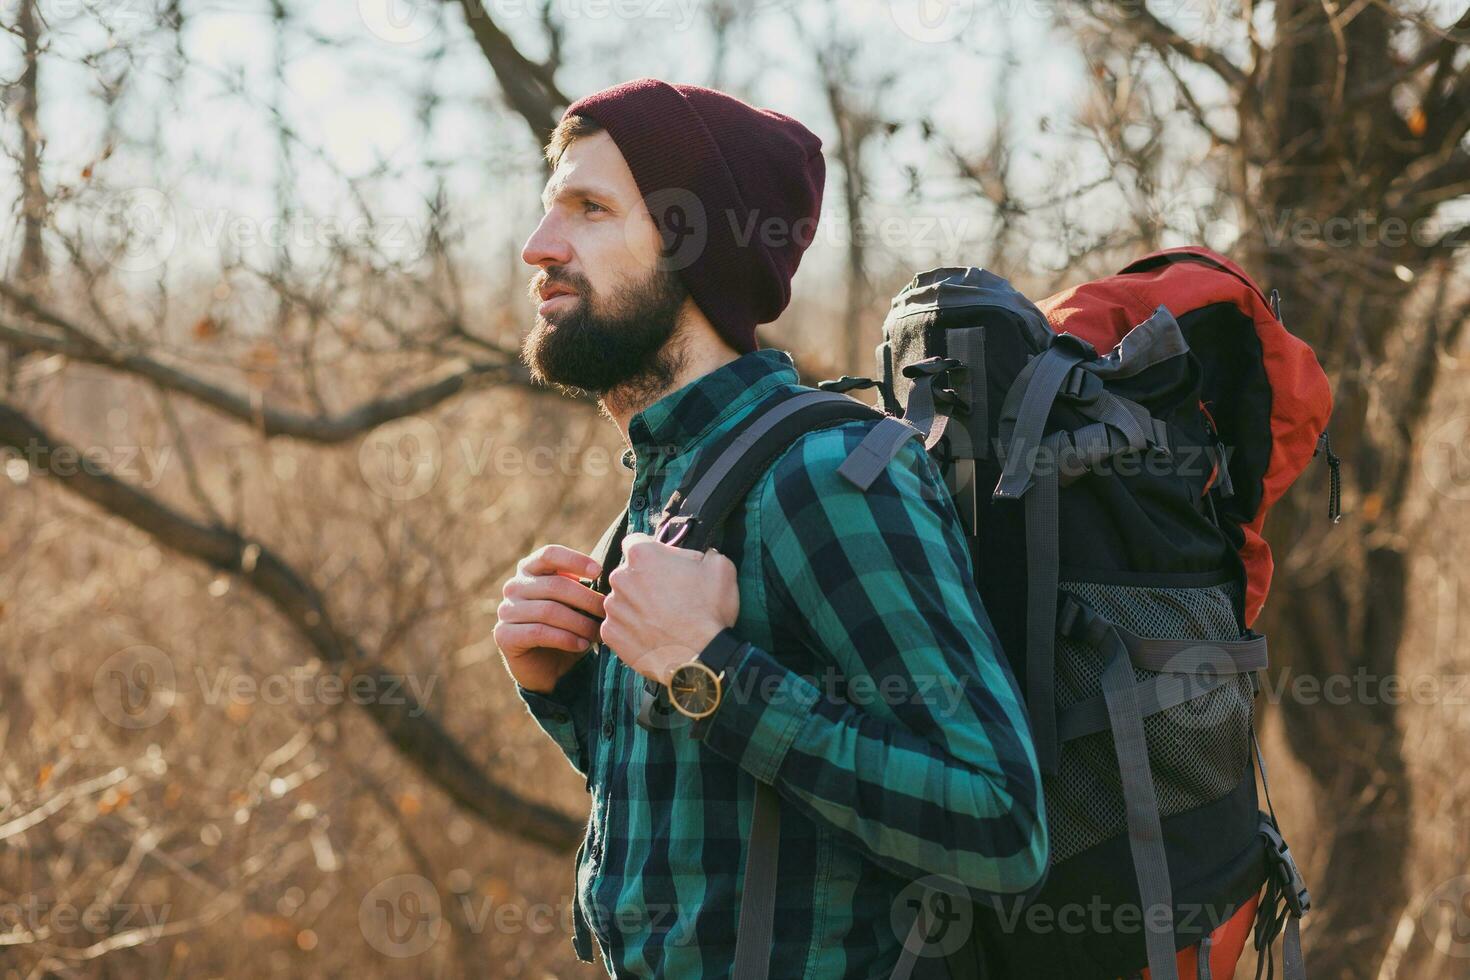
[1314,431,1342,524]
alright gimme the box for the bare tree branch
[449,0,568,147]
[0,402,584,852]
[0,314,543,443]
[1085,1,1249,90]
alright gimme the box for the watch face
[669,663,721,719]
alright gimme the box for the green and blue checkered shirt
[516,348,1047,978]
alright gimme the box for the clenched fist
[601,532,740,685]
[494,544,606,694]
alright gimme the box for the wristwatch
[667,629,747,720]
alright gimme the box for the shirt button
[630,491,648,512]
[602,719,615,739]
[551,710,570,724]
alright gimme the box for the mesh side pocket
[1046,580,1255,863]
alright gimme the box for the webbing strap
[1058,670,1240,743]
[583,506,630,794]
[838,416,923,491]
[1197,934,1213,980]
[589,505,630,593]
[944,327,986,460]
[890,906,926,980]
[994,345,1083,500]
[1100,626,1180,980]
[904,372,952,450]
[733,781,782,980]
[1023,467,1062,774]
[1283,916,1304,980]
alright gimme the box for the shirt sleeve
[516,649,598,780]
[689,423,1048,899]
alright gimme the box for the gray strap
[1283,913,1304,980]
[944,327,987,460]
[1057,669,1240,743]
[589,505,630,589]
[1120,632,1268,674]
[889,903,926,980]
[838,416,923,491]
[903,373,952,450]
[679,390,858,518]
[733,781,782,980]
[994,345,1082,500]
[1024,467,1061,773]
[1197,934,1212,980]
[1100,627,1180,980]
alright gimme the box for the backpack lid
[1037,246,1333,625]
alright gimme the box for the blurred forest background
[0,1,1468,977]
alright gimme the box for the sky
[1,0,1106,293]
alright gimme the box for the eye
[582,200,608,215]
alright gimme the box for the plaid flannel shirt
[516,348,1047,978]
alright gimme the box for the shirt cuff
[690,630,819,784]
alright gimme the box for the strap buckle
[901,356,969,414]
[900,355,962,380]
[653,513,698,546]
[1259,817,1311,918]
[817,375,878,394]
[1058,365,1104,406]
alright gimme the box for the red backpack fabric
[1037,247,1334,626]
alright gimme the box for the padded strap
[1099,626,1180,980]
[658,390,881,552]
[675,390,860,521]
[733,781,782,980]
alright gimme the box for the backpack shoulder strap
[655,387,892,552]
[647,386,915,980]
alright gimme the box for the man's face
[520,130,687,398]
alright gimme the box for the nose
[522,213,572,269]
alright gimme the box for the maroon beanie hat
[562,78,825,354]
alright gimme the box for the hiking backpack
[590,246,1332,980]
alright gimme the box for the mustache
[527,267,592,304]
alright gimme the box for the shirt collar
[625,348,799,466]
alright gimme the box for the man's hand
[601,532,739,685]
[494,545,606,694]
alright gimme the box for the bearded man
[494,78,1046,979]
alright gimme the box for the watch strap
[696,627,749,675]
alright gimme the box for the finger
[497,599,601,640]
[515,574,608,619]
[522,545,602,581]
[496,621,593,655]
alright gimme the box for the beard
[521,264,689,407]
